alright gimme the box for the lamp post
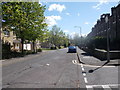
[105,16,110,62]
[74,26,82,46]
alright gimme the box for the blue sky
[40,0,118,37]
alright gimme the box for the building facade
[87,4,120,50]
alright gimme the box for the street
[2,48,120,89]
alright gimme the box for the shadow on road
[88,61,110,73]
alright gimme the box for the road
[2,48,120,89]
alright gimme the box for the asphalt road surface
[2,48,86,88]
[2,48,120,89]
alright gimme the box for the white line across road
[72,60,116,68]
[86,84,119,89]
[102,85,112,90]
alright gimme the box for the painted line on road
[72,59,116,68]
[83,73,86,76]
[84,77,88,83]
[86,84,120,87]
[80,64,83,68]
[75,62,116,68]
[82,67,85,71]
[86,85,93,88]
[80,63,88,85]
[102,85,112,90]
[82,64,116,68]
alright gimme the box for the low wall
[81,48,120,60]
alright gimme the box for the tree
[48,25,69,48]
[2,2,47,54]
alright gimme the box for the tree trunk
[33,41,36,53]
[21,38,24,55]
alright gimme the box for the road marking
[102,85,112,90]
[78,63,115,68]
[80,64,83,68]
[86,84,120,87]
[82,64,116,68]
[86,85,93,88]
[72,59,115,68]
[46,64,50,66]
[83,73,86,76]
[72,60,78,64]
[82,67,85,71]
[84,77,88,83]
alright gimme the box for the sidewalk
[77,48,120,66]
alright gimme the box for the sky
[39,0,119,37]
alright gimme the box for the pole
[74,26,82,47]
[107,28,110,62]
[105,16,110,62]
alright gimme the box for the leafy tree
[2,2,47,54]
[48,25,69,48]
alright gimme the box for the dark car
[68,46,76,53]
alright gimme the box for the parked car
[68,46,76,53]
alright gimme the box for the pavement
[77,47,120,66]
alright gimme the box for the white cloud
[64,30,69,33]
[45,15,62,27]
[84,22,89,25]
[48,4,66,12]
[66,13,70,16]
[92,0,108,10]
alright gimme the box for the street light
[105,16,110,62]
[74,26,82,46]
[74,26,82,37]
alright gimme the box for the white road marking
[86,84,120,89]
[84,77,88,83]
[80,64,83,68]
[82,67,85,71]
[83,73,86,76]
[102,85,112,90]
[72,60,77,64]
[72,60,115,68]
[86,85,93,88]
[82,64,116,68]
[87,84,120,87]
[46,64,50,66]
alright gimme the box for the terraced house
[87,3,120,50]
